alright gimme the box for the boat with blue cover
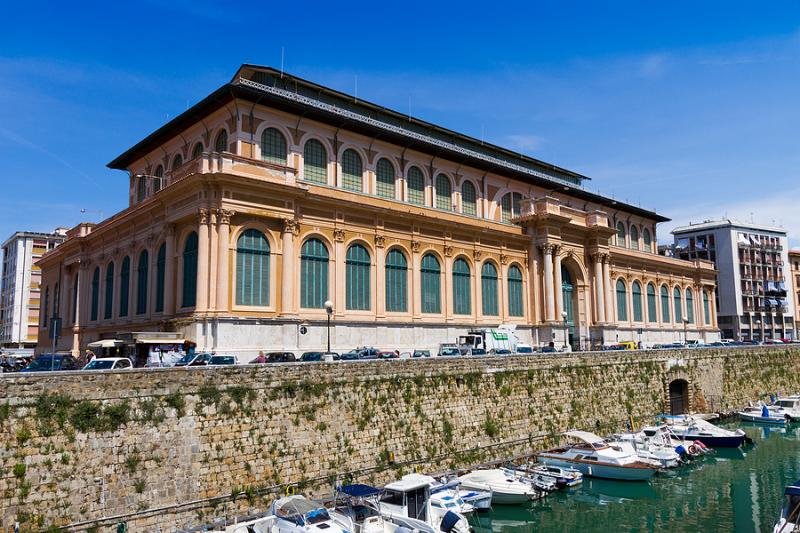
[661,415,747,448]
[331,484,437,533]
[270,495,351,533]
[739,404,789,426]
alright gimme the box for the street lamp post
[683,318,689,345]
[561,310,569,351]
[324,300,334,353]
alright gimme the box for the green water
[470,422,800,532]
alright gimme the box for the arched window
[481,262,499,316]
[461,181,477,216]
[42,286,49,326]
[435,174,452,211]
[630,225,639,250]
[616,279,628,322]
[501,193,513,223]
[673,287,683,323]
[686,288,694,324]
[192,142,204,160]
[507,265,524,317]
[341,149,363,192]
[421,254,441,313]
[261,127,287,165]
[647,283,657,323]
[172,154,183,170]
[182,232,198,308]
[136,250,148,315]
[120,255,130,317]
[300,238,329,309]
[104,262,115,319]
[236,229,270,306]
[616,222,626,246]
[643,228,652,252]
[453,258,471,315]
[703,290,711,325]
[155,243,166,313]
[632,281,643,321]
[661,285,670,323]
[407,166,425,205]
[346,244,370,310]
[385,249,407,312]
[512,193,523,217]
[376,158,395,199]
[214,130,228,153]
[136,175,147,203]
[71,278,78,323]
[303,139,327,184]
[90,267,100,321]
[153,165,164,194]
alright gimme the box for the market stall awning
[87,339,126,348]
[134,337,186,344]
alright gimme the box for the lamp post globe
[324,300,334,353]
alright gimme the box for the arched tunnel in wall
[668,378,690,415]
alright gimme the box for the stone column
[195,208,210,313]
[592,253,605,323]
[472,249,481,321]
[164,225,176,315]
[333,229,346,316]
[281,219,299,316]
[554,246,563,319]
[208,210,219,311]
[411,240,421,318]
[603,254,613,323]
[375,235,386,317]
[215,209,233,313]
[542,244,555,322]
[444,252,454,320]
[527,238,539,324]
[71,263,86,356]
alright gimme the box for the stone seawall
[1,347,799,532]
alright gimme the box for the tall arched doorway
[669,379,689,415]
[562,265,577,350]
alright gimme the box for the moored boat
[271,495,351,532]
[515,462,584,488]
[458,469,542,504]
[772,479,800,533]
[331,484,438,533]
[739,404,788,426]
[607,432,682,468]
[662,415,747,448]
[536,431,659,481]
[379,474,471,533]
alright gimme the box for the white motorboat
[771,395,800,421]
[536,431,659,481]
[457,469,541,504]
[739,404,788,426]
[500,467,558,492]
[639,425,712,458]
[270,495,350,532]
[662,415,747,448]
[607,432,682,468]
[515,462,583,488]
[331,484,437,533]
[773,479,800,533]
[205,515,279,533]
[427,478,476,515]
[457,487,493,512]
[379,474,471,533]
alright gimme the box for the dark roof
[338,484,382,497]
[107,64,669,222]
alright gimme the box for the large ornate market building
[37,65,720,358]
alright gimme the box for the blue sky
[1,1,799,248]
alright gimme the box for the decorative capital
[601,252,611,264]
[411,240,421,253]
[444,246,454,258]
[500,254,509,265]
[538,243,556,255]
[282,218,300,236]
[375,235,386,248]
[165,223,176,236]
[217,208,235,225]
[473,249,482,261]
[333,228,346,242]
[198,208,209,225]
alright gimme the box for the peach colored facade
[36,65,719,358]
[791,250,800,334]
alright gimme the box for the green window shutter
[91,268,99,321]
[512,192,523,217]
[507,265,524,317]
[261,128,287,165]
[673,287,683,322]
[376,158,395,199]
[616,279,628,322]
[136,250,148,315]
[453,258,471,315]
[215,130,228,153]
[647,283,657,323]
[632,281,643,322]
[421,254,441,313]
[407,166,425,205]
[661,285,670,322]
[236,229,270,306]
[104,262,115,319]
[481,262,498,316]
[501,194,512,222]
[686,288,694,324]
[461,181,476,216]
[435,174,452,211]
[155,243,166,312]
[192,143,204,159]
[346,244,371,310]
[617,222,626,245]
[385,249,408,312]
[182,232,198,308]
[703,290,711,325]
[630,225,639,250]
[301,238,329,309]
[643,228,652,251]
[342,149,363,192]
[303,139,328,184]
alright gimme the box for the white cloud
[504,134,545,153]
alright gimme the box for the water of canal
[469,422,800,532]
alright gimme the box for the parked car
[340,350,361,361]
[438,344,460,357]
[265,352,296,363]
[515,344,534,355]
[0,354,33,372]
[412,349,431,358]
[358,348,381,359]
[322,352,339,362]
[379,351,398,359]
[20,354,79,372]
[174,352,212,367]
[208,355,237,366]
[469,348,488,356]
[83,357,132,370]
[301,352,324,362]
[492,348,513,355]
[399,352,412,359]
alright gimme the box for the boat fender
[693,440,708,449]
[688,444,700,456]
[440,511,461,532]
[285,485,295,496]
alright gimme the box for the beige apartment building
[36,65,720,359]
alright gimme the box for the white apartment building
[1,229,67,348]
[672,220,795,341]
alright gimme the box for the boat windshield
[777,400,796,408]
[274,497,329,525]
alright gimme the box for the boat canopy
[564,430,605,445]
[385,473,432,492]
[786,481,800,496]
[338,484,382,497]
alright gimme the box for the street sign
[637,328,643,335]
[299,325,308,335]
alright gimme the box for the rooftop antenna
[280,47,285,78]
